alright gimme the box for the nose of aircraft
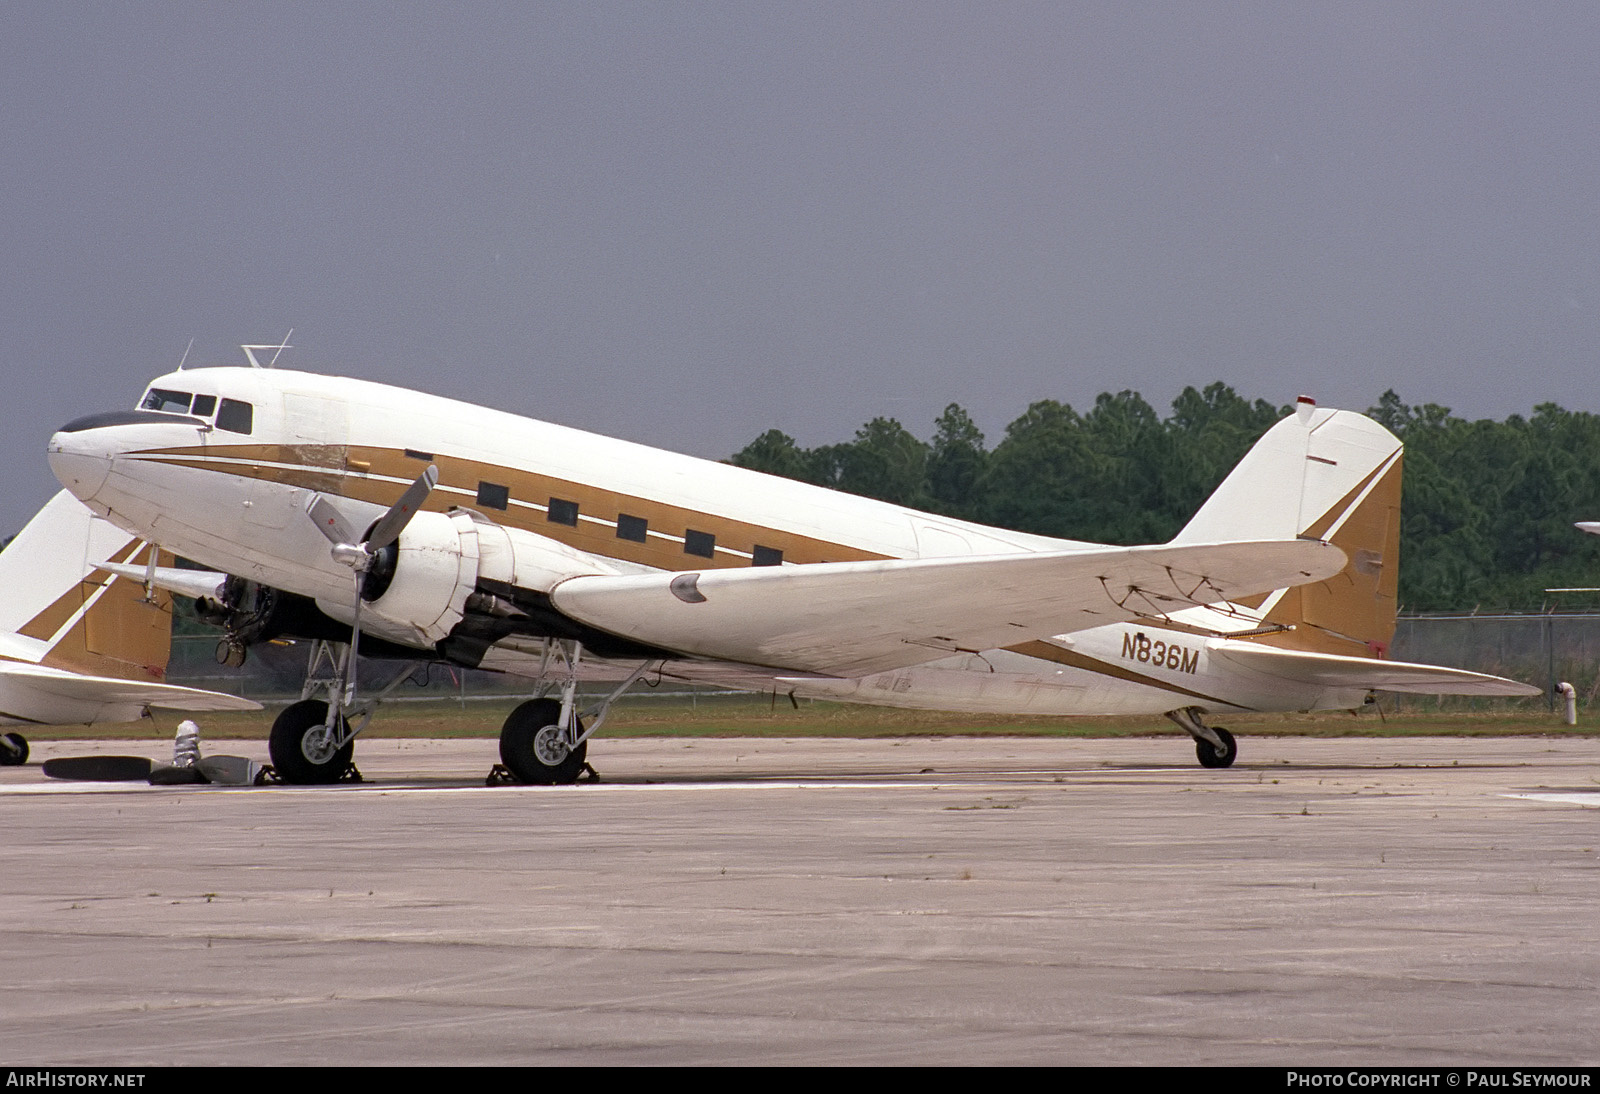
[47,417,117,502]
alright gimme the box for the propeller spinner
[309,464,439,575]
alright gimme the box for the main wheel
[499,698,587,785]
[0,732,29,766]
[1196,726,1237,769]
[269,699,355,784]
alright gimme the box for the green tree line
[730,383,1600,611]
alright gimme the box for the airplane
[45,361,1538,783]
[0,490,261,766]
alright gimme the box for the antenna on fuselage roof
[176,338,195,372]
[241,329,294,368]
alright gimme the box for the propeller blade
[345,572,364,706]
[307,494,360,547]
[365,464,439,553]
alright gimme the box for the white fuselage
[48,367,1372,718]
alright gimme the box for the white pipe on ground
[1556,682,1577,726]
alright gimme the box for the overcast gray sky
[5,2,1598,534]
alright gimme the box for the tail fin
[1173,399,1403,658]
[0,491,175,681]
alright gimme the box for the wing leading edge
[550,538,1346,677]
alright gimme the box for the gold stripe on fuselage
[1009,640,1252,710]
[132,443,891,572]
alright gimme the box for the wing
[550,538,1346,676]
[0,661,262,714]
[1208,642,1542,696]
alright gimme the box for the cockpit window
[191,394,217,417]
[140,388,193,413]
[216,398,253,435]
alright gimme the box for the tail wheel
[1196,726,1237,769]
[500,698,587,785]
[269,699,355,784]
[0,732,28,766]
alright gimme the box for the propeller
[304,465,438,713]
[309,464,439,577]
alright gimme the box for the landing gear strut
[496,642,656,785]
[1166,707,1239,769]
[267,640,421,784]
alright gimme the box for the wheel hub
[302,725,341,764]
[533,725,571,766]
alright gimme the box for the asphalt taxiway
[0,735,1595,1066]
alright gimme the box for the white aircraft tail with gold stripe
[0,491,259,731]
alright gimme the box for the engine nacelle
[472,518,631,592]
[316,509,481,648]
[313,509,630,652]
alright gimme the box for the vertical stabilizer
[0,491,175,681]
[1173,404,1403,658]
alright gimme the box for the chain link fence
[168,612,1591,710]
[1389,612,1599,712]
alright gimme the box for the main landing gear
[496,642,656,785]
[265,636,656,787]
[267,639,421,784]
[1166,707,1239,769]
[499,697,587,784]
[0,731,28,766]
[269,698,355,784]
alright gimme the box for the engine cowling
[314,509,628,651]
[470,518,631,591]
[315,509,480,648]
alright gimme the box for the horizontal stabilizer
[95,562,227,602]
[1208,642,1542,697]
[551,538,1346,676]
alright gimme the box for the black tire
[1196,726,1237,769]
[499,698,587,785]
[269,699,355,784]
[0,732,27,766]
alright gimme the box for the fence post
[1545,614,1555,713]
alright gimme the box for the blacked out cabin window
[477,482,509,510]
[548,498,579,526]
[752,545,783,567]
[616,514,648,542]
[684,530,715,558]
